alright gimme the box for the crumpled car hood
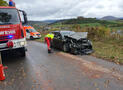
[65,32,88,40]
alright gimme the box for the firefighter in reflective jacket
[45,33,54,53]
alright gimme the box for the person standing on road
[45,33,54,53]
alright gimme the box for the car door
[52,32,59,48]
[52,32,62,49]
[56,32,63,49]
[26,29,31,39]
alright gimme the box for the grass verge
[36,31,123,65]
[92,40,123,64]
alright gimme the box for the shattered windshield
[61,31,75,37]
[69,32,88,40]
[0,8,20,25]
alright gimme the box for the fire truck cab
[0,6,28,57]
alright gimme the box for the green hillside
[0,0,8,6]
[52,18,123,28]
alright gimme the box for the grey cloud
[4,0,123,20]
[96,5,104,9]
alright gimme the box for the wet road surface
[0,41,123,90]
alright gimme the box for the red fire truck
[0,2,28,57]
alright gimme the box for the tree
[0,0,8,6]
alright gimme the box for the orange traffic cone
[0,53,8,81]
[0,64,5,81]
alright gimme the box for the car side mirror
[26,29,30,33]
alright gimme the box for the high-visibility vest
[45,33,54,39]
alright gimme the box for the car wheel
[63,44,69,52]
[70,48,78,55]
[30,36,34,40]
[74,50,78,55]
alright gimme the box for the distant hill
[119,17,123,20]
[42,20,59,23]
[28,20,59,25]
[101,16,118,20]
[28,21,48,25]
[51,17,118,26]
[49,19,68,25]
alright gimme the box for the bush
[0,0,8,6]
[84,26,110,41]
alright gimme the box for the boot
[48,49,51,53]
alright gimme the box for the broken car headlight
[88,40,92,45]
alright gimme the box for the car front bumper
[33,35,41,39]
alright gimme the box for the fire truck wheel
[20,48,26,57]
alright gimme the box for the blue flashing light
[9,1,13,6]
[8,35,13,38]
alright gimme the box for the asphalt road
[0,41,123,90]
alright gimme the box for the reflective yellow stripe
[45,34,54,39]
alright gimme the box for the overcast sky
[5,0,123,20]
